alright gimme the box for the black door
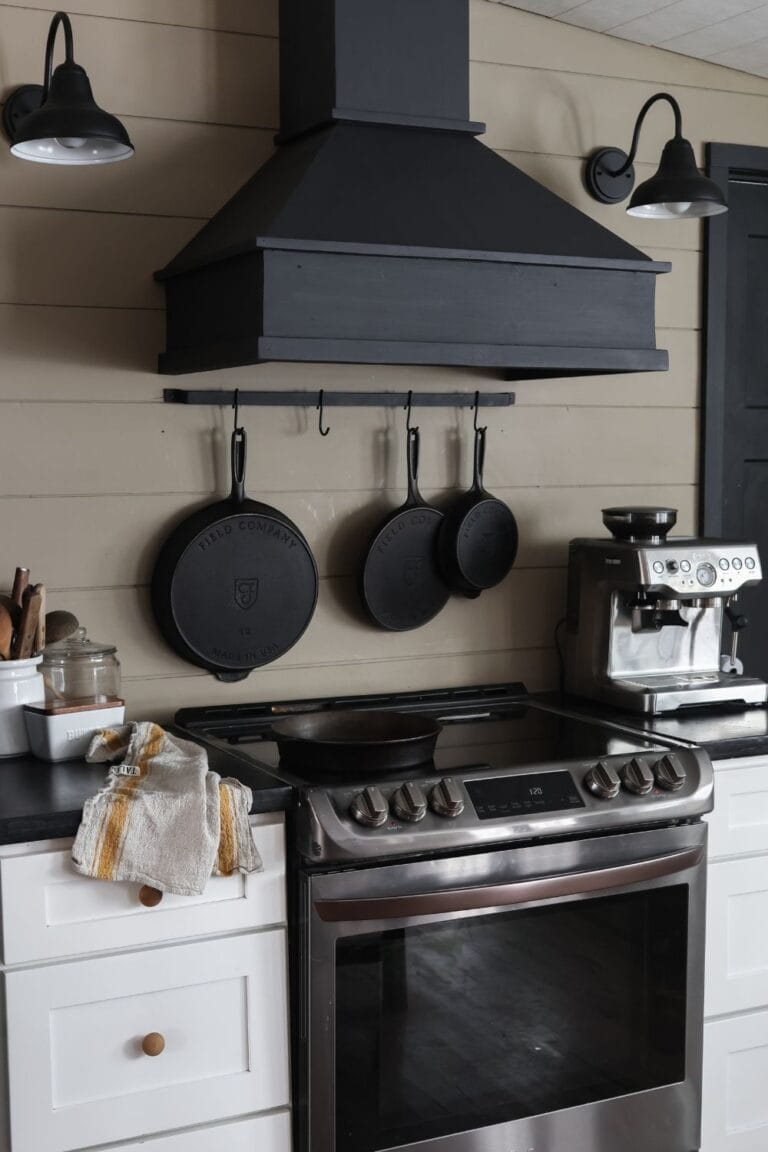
[705,146,768,679]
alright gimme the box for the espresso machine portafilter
[564,507,767,713]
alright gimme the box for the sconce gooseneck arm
[606,92,683,178]
[42,11,75,100]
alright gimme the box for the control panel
[346,753,689,831]
[637,545,761,594]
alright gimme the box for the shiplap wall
[1,0,767,720]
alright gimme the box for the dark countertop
[0,740,293,848]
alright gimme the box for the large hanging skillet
[361,422,450,631]
[438,419,518,598]
[151,424,318,681]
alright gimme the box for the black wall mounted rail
[162,389,515,410]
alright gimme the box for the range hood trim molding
[159,338,669,378]
[156,237,672,281]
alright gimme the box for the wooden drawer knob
[138,885,163,908]
[141,1032,165,1057]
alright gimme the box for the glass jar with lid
[41,627,121,707]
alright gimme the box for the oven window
[335,886,688,1152]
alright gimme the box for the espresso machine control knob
[620,757,654,796]
[429,777,465,819]
[392,782,428,823]
[653,754,687,792]
[584,762,621,800]
[350,786,389,828]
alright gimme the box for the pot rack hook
[405,389,417,434]
[472,390,486,434]
[317,389,331,437]
[232,387,241,432]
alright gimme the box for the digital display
[466,770,585,820]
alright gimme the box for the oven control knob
[430,777,465,819]
[620,757,654,796]
[584,762,621,800]
[392,782,428,823]
[653,754,687,792]
[350,786,389,828]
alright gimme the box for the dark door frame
[704,143,768,534]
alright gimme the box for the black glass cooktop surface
[176,685,674,788]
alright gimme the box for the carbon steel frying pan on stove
[438,423,518,598]
[151,426,318,681]
[271,710,441,771]
[360,425,450,631]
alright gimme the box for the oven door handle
[314,845,703,922]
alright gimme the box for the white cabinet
[0,813,291,1152]
[703,756,768,1152]
[106,1112,291,1151]
[703,1011,768,1152]
[0,816,285,964]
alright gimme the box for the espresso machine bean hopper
[564,507,768,713]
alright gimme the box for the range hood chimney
[156,0,669,379]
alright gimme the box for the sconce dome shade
[7,61,133,165]
[627,136,726,219]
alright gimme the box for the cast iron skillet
[438,423,518,598]
[360,426,450,631]
[271,710,441,771]
[151,425,318,681]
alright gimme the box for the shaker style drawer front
[702,1011,768,1152]
[707,758,768,860]
[102,1111,291,1151]
[5,932,290,1152]
[0,813,285,964]
[706,856,768,1016]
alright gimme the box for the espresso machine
[564,507,768,713]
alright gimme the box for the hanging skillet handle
[472,425,487,494]
[230,426,247,505]
[405,426,423,507]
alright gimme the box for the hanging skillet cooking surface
[151,424,318,681]
[438,420,518,597]
[361,423,450,631]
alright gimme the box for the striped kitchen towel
[71,722,262,896]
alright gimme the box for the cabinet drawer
[105,1111,291,1150]
[706,855,768,1016]
[0,812,285,964]
[703,1010,768,1151]
[5,931,290,1152]
[707,758,768,860]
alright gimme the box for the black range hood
[156,0,670,379]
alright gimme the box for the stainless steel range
[177,683,713,1152]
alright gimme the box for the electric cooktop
[176,683,680,789]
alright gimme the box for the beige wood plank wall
[2,0,767,719]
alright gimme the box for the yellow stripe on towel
[94,723,164,881]
[218,782,236,876]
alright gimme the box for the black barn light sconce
[2,10,133,165]
[585,92,726,219]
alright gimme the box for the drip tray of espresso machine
[605,671,767,713]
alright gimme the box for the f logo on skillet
[403,557,424,588]
[233,578,260,610]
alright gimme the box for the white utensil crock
[0,657,45,757]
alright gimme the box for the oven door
[301,821,706,1152]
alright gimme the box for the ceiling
[504,0,768,78]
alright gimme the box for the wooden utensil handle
[14,590,41,659]
[11,568,29,609]
[32,584,46,652]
